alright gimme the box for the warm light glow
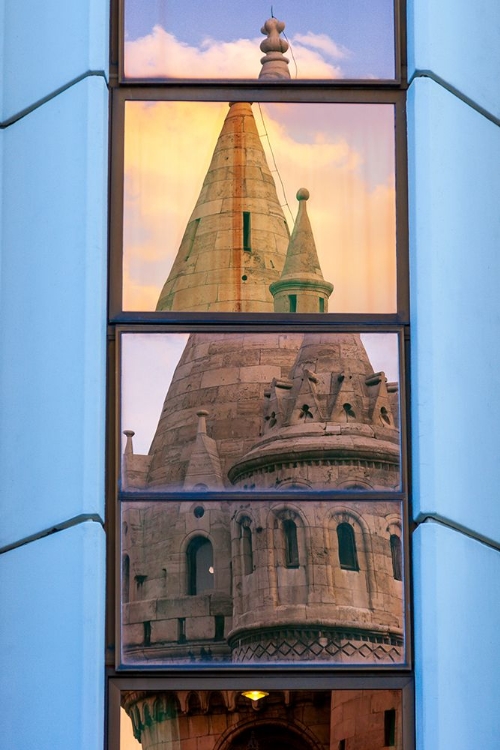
[241,690,269,702]
[123,101,397,314]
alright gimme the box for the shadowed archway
[226,724,315,750]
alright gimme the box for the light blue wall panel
[0,76,108,549]
[0,0,108,122]
[408,77,500,544]
[407,0,500,120]
[413,521,500,749]
[0,521,105,750]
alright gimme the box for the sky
[123,101,397,314]
[121,333,399,456]
[121,707,141,748]
[124,0,395,79]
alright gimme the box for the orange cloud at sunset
[122,100,396,314]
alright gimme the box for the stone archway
[226,723,315,750]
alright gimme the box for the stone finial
[259,17,291,80]
[123,430,135,455]
[196,410,209,434]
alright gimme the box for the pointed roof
[156,102,290,313]
[277,189,332,285]
[183,411,224,490]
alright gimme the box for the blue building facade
[1,1,500,747]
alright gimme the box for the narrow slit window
[384,708,396,746]
[390,534,403,581]
[288,294,297,312]
[122,554,130,604]
[337,523,359,571]
[241,519,253,575]
[243,211,251,251]
[214,614,225,641]
[283,518,299,568]
[177,617,186,643]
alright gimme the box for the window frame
[106,0,413,744]
[116,0,405,87]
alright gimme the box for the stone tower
[121,16,403,671]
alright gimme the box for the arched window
[122,554,130,603]
[240,517,253,575]
[337,523,359,571]
[283,518,299,568]
[187,537,214,595]
[390,534,403,581]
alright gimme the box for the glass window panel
[120,499,405,667]
[119,689,404,748]
[122,101,396,314]
[120,332,401,493]
[124,1,396,80]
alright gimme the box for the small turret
[270,189,334,313]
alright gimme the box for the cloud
[122,101,396,314]
[291,32,351,60]
[125,26,344,79]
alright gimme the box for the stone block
[0,76,108,548]
[187,615,215,640]
[127,599,157,624]
[200,367,241,389]
[0,522,105,749]
[409,78,500,543]
[152,618,178,642]
[124,623,145,646]
[1,0,108,121]
[191,198,224,220]
[239,365,282,383]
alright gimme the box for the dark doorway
[228,724,313,750]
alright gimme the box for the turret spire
[270,188,334,313]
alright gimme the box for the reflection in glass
[120,499,404,666]
[121,332,401,493]
[120,689,403,748]
[124,1,395,80]
[123,101,396,314]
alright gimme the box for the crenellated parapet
[229,333,400,491]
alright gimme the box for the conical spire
[183,410,224,490]
[270,189,334,313]
[259,17,291,80]
[156,103,290,313]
